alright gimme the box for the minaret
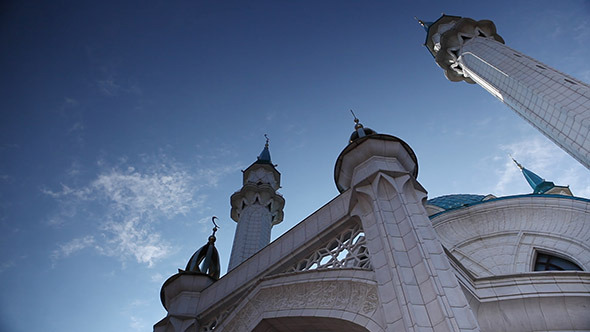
[228,136,285,270]
[420,15,590,170]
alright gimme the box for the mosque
[154,14,590,332]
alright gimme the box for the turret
[155,217,222,332]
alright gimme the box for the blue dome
[427,194,487,210]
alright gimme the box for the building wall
[459,37,590,169]
[156,140,590,332]
[431,196,590,276]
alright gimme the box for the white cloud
[99,217,170,267]
[150,273,164,283]
[52,236,96,260]
[68,122,84,133]
[96,76,142,97]
[64,97,79,107]
[129,315,146,331]
[45,156,237,267]
[129,299,149,307]
[0,260,15,273]
[97,79,122,96]
[92,167,196,218]
[196,163,242,187]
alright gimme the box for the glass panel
[534,252,583,271]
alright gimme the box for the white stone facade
[153,132,590,332]
[460,37,590,170]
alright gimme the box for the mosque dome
[427,194,488,211]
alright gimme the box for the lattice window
[288,223,371,272]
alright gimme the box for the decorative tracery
[201,307,232,332]
[288,223,371,272]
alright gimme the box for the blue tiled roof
[428,193,590,219]
[427,194,487,210]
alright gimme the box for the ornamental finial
[183,216,221,279]
[414,16,432,31]
[350,109,363,130]
[264,134,269,147]
[510,155,524,170]
[414,16,425,27]
[211,216,219,235]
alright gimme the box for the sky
[0,1,589,331]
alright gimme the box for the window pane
[534,253,582,271]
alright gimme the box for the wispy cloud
[51,236,96,260]
[46,155,238,267]
[150,273,164,283]
[97,79,121,96]
[0,260,15,273]
[96,76,142,97]
[68,122,84,134]
[99,217,170,267]
[129,315,146,331]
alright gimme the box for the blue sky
[1,1,589,331]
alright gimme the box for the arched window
[534,252,583,271]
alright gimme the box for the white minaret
[228,137,285,270]
[421,15,590,169]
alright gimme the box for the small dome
[348,114,377,143]
[349,126,377,143]
[184,220,221,280]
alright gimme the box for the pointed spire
[184,216,221,280]
[256,134,272,164]
[511,157,555,194]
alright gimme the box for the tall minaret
[420,15,590,170]
[228,136,285,270]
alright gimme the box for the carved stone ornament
[287,222,372,272]
[209,281,379,332]
[432,17,504,83]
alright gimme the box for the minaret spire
[256,134,272,164]
[510,157,573,196]
[511,157,546,193]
